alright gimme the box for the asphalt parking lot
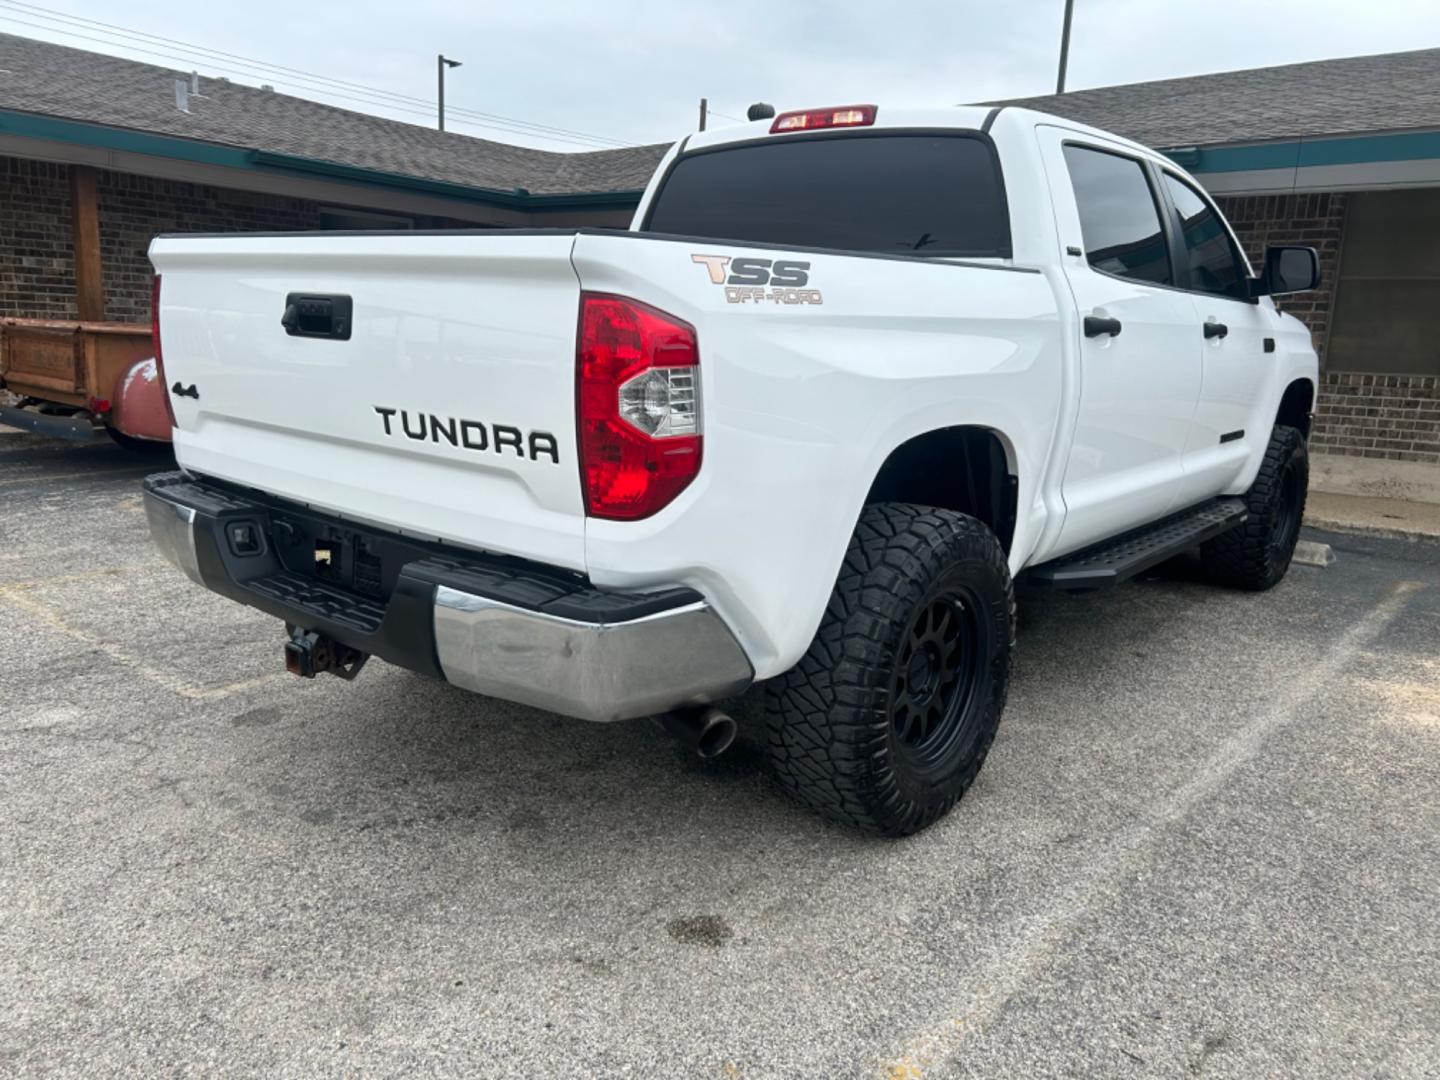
[2,427,1438,1079]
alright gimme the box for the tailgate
[149,231,585,570]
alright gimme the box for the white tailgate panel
[151,232,586,570]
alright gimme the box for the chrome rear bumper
[143,494,203,584]
[142,471,753,722]
[433,588,752,722]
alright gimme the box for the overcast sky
[3,0,1439,151]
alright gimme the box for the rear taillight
[770,104,877,133]
[151,275,177,428]
[577,293,701,520]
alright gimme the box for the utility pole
[698,97,708,132]
[438,54,462,131]
[1055,0,1075,94]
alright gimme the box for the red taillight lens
[577,293,701,520]
[151,275,177,428]
[770,104,877,133]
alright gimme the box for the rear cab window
[642,133,1012,258]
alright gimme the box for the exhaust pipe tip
[695,709,737,759]
[661,705,738,759]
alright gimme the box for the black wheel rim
[888,582,989,774]
[1271,461,1303,556]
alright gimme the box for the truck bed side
[570,230,1064,676]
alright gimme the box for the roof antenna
[173,78,189,113]
[746,102,775,121]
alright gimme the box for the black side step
[1024,497,1248,591]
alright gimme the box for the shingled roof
[7,32,1434,199]
[0,32,668,196]
[992,47,1440,149]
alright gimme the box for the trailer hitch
[283,625,369,681]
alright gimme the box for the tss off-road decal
[691,254,824,306]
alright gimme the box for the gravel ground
[2,428,1438,1079]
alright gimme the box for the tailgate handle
[282,293,353,340]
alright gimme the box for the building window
[1328,189,1440,376]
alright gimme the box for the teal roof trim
[1165,129,1440,174]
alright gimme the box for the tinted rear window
[644,134,1010,258]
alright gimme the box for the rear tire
[763,503,1014,837]
[1200,424,1308,591]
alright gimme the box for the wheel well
[1276,378,1315,437]
[866,427,1017,551]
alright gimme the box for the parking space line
[0,586,289,702]
[0,562,165,590]
[877,579,1428,1079]
[0,467,152,486]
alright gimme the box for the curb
[1304,516,1440,544]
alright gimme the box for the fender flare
[110,356,173,443]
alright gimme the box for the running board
[1024,497,1248,591]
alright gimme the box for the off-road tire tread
[1200,424,1308,591]
[763,503,1014,836]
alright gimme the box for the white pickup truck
[144,103,1321,835]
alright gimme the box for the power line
[0,11,593,147]
[0,9,620,147]
[0,0,626,145]
[0,1,629,148]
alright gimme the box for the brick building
[1003,48,1440,496]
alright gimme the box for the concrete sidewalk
[1307,490,1440,541]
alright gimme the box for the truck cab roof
[682,104,1169,173]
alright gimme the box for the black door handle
[1083,315,1122,338]
[1203,321,1229,339]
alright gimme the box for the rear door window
[644,134,1011,258]
[1061,144,1172,286]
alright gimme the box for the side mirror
[1256,245,1320,296]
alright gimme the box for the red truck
[0,314,172,450]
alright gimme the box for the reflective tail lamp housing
[770,105,877,134]
[577,293,702,520]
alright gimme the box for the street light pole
[1056,0,1075,94]
[438,54,462,131]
